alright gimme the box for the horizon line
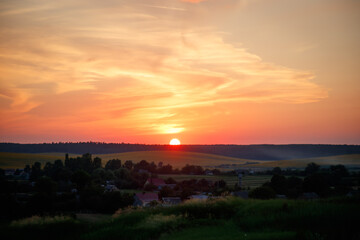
[1,142,359,146]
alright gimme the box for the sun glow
[169,138,181,145]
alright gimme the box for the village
[3,152,358,221]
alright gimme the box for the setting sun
[169,138,181,145]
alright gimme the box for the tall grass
[10,215,76,226]
[1,197,359,240]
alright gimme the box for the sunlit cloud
[0,0,330,142]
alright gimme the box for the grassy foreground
[1,197,359,240]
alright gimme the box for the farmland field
[96,151,261,168]
[0,151,261,169]
[0,152,80,169]
[159,174,272,189]
[1,151,360,170]
[252,154,360,168]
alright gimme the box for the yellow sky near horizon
[0,0,359,144]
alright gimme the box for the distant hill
[1,151,359,169]
[0,151,261,169]
[1,143,360,160]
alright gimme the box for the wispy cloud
[0,0,329,141]
[141,4,187,11]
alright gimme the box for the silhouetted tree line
[0,153,224,222]
[2,143,360,160]
[156,178,229,200]
[249,163,360,199]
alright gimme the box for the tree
[114,168,131,180]
[303,173,329,196]
[215,180,227,189]
[273,167,282,175]
[165,177,177,184]
[159,186,174,199]
[24,165,31,173]
[71,170,91,190]
[144,183,157,191]
[0,168,4,181]
[330,165,349,178]
[305,162,320,176]
[30,162,43,181]
[93,157,102,169]
[105,159,122,170]
[134,160,150,171]
[270,174,287,194]
[57,168,72,182]
[249,186,276,199]
[212,169,221,175]
[101,192,134,213]
[54,159,64,169]
[124,160,133,170]
[35,177,57,195]
[286,176,303,198]
[158,164,173,174]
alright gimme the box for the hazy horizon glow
[0,0,359,144]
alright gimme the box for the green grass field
[159,174,272,188]
[2,197,359,240]
[1,151,359,170]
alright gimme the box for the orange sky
[0,0,359,144]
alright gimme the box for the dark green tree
[93,157,102,169]
[273,167,282,175]
[30,162,43,181]
[270,174,287,194]
[124,160,133,170]
[305,162,320,175]
[71,170,91,190]
[105,159,122,170]
[249,186,276,199]
[35,177,57,195]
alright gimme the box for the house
[166,184,176,189]
[105,184,119,192]
[144,178,166,190]
[189,194,208,200]
[5,169,15,176]
[162,197,182,207]
[134,192,159,207]
[138,169,150,174]
[205,170,213,176]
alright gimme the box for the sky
[0,0,359,144]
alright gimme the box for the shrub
[249,186,276,199]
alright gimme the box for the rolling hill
[0,151,261,169]
[2,143,360,160]
[252,154,360,168]
[1,151,360,170]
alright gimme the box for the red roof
[146,178,166,186]
[135,192,159,201]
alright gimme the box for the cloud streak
[0,0,328,142]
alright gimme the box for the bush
[249,186,276,199]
